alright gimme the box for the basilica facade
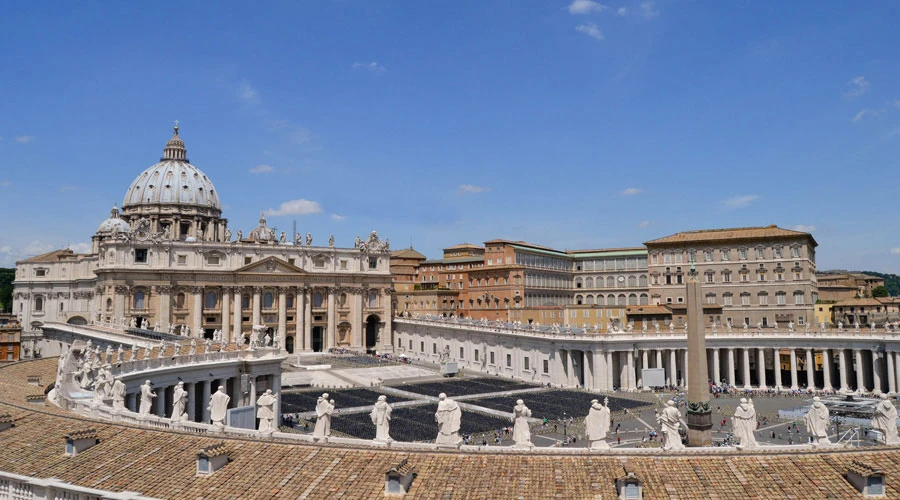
[12,126,393,354]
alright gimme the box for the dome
[96,206,131,234]
[122,126,221,212]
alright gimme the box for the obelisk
[685,259,712,446]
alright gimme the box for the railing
[0,469,158,499]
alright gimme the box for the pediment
[235,256,306,275]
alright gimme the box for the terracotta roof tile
[645,225,816,246]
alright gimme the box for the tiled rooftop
[645,225,816,246]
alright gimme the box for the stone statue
[435,393,462,445]
[743,322,749,332]
[641,322,648,333]
[224,228,232,242]
[129,317,136,329]
[117,344,124,361]
[820,322,827,333]
[196,228,203,241]
[168,324,175,335]
[154,321,160,332]
[256,389,278,433]
[280,231,286,244]
[654,321,660,334]
[732,398,758,449]
[208,385,230,427]
[669,322,675,333]
[111,378,126,411]
[370,395,392,442]
[804,396,831,446]
[306,233,312,246]
[585,398,611,450]
[236,230,243,241]
[313,393,333,439]
[872,394,900,445]
[726,319,733,333]
[657,400,684,451]
[139,380,156,416]
[511,399,533,448]
[294,232,302,244]
[788,321,794,333]
[773,320,779,332]
[172,381,188,422]
[854,321,860,332]
[354,235,361,248]
[328,235,335,247]
[837,321,843,332]
[189,339,197,355]
[264,333,271,347]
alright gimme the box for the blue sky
[1,1,899,272]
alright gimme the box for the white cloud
[891,248,900,255]
[723,194,759,208]
[621,187,643,196]
[237,80,259,105]
[68,242,92,254]
[59,185,77,192]
[330,214,347,221]
[15,135,33,143]
[617,6,627,16]
[249,164,274,174]
[352,61,386,73]
[568,0,607,14]
[575,23,604,40]
[790,224,817,233]
[457,184,489,194]
[844,76,870,97]
[0,181,10,188]
[640,1,660,17]
[637,220,651,228]
[21,241,55,257]
[264,199,323,216]
[852,109,880,123]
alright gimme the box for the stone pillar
[185,382,196,422]
[201,381,211,423]
[584,350,594,390]
[382,288,393,352]
[624,350,635,390]
[564,350,574,387]
[655,349,663,369]
[872,350,882,394]
[789,348,799,390]
[887,350,896,394]
[854,349,865,391]
[594,351,606,390]
[277,288,287,352]
[221,290,231,341]
[668,349,677,387]
[806,349,816,390]
[640,350,649,388]
[757,349,767,389]
[742,348,752,389]
[157,285,171,329]
[155,385,167,418]
[350,290,363,348]
[327,289,337,350]
[712,348,721,385]
[822,348,833,392]
[192,287,203,337]
[252,288,261,326]
[838,349,849,391]
[248,376,257,410]
[271,374,282,428]
[232,288,242,343]
[774,348,782,390]
[113,285,127,323]
[727,348,736,387]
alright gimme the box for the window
[794,291,805,305]
[741,293,750,306]
[758,293,768,306]
[433,343,437,354]
[420,342,424,353]
[35,269,46,277]
[286,294,294,308]
[313,292,323,308]
[409,339,413,349]
[369,257,378,269]
[263,292,274,308]
[776,272,784,281]
[133,291,146,309]
[34,296,44,312]
[474,349,480,361]
[315,257,326,268]
[459,347,464,359]
[756,248,765,259]
[178,254,187,265]
[288,258,295,266]
[791,246,801,258]
[543,359,549,374]
[340,259,348,270]
[490,352,495,365]
[738,248,748,260]
[244,257,252,265]
[723,293,733,306]
[704,250,712,262]
[523,356,530,371]
[776,292,786,305]
[705,273,714,284]
[205,292,217,309]
[241,294,250,308]
[721,249,730,261]
[706,293,716,305]
[135,248,148,263]
[369,293,377,307]
[207,255,220,265]
[506,353,512,367]
[774,247,783,259]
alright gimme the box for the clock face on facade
[618,276,625,282]
[135,229,150,241]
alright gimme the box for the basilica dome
[122,126,221,212]
[96,206,131,234]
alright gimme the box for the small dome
[97,206,131,234]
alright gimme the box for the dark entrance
[286,335,294,354]
[365,315,380,353]
[312,326,324,352]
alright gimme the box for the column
[192,287,203,336]
[252,288,261,326]
[621,350,633,390]
[872,350,882,394]
[757,349,767,389]
[564,350,574,387]
[838,349,849,391]
[774,348,783,390]
[682,349,689,389]
[789,348,799,390]
[185,383,196,422]
[742,348,752,389]
[155,385,166,417]
[232,288,242,343]
[326,288,337,350]
[350,290,362,348]
[668,349,677,387]
[640,350,649,388]
[201,381,212,423]
[727,348,736,387]
[854,349,865,391]
[594,351,606,390]
[271,374,282,428]
[303,288,312,351]
[382,288,393,352]
[606,351,614,389]
[655,349,663,369]
[221,290,231,342]
[157,285,171,330]
[248,376,257,410]
[713,349,721,385]
[887,350,896,394]
[296,287,305,350]
[806,349,816,390]
[113,285,127,323]
[277,288,287,352]
[822,348,833,391]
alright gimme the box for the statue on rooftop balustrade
[139,380,156,416]
[172,381,188,422]
[313,393,333,439]
[585,398,610,450]
[804,396,831,446]
[872,394,900,445]
[256,389,278,433]
[658,400,684,451]
[208,385,230,428]
[732,398,758,449]
[511,399,532,448]
[435,393,462,446]
[370,395,392,442]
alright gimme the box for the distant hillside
[861,271,900,297]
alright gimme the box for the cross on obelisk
[685,254,712,446]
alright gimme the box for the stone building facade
[13,126,393,354]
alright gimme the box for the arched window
[639,293,649,305]
[313,292,323,308]
[575,278,583,289]
[133,291,146,309]
[618,294,626,306]
[106,298,112,311]
[576,295,583,305]
[639,275,648,286]
[339,293,347,306]
[628,276,636,287]
[34,296,44,312]
[607,294,616,305]
[628,293,637,305]
[596,295,605,306]
[585,277,594,288]
[205,291,217,309]
[606,277,615,288]
[585,294,594,305]
[286,294,295,308]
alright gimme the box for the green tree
[872,285,889,298]
[0,268,14,313]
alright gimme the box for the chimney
[0,414,13,432]
[385,459,416,496]
[25,394,45,406]
[197,443,230,476]
[26,375,41,386]
[65,428,100,456]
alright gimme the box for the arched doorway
[312,326,324,352]
[286,335,294,354]
[66,316,88,326]
[365,315,380,353]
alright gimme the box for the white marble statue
[256,389,278,432]
[313,393,333,439]
[669,322,675,333]
[435,393,462,445]
[511,399,533,448]
[726,319,733,333]
[172,381,188,422]
[168,324,175,335]
[111,378,126,411]
[224,228,232,242]
[236,229,243,241]
[305,233,312,246]
[788,321,794,333]
[189,339,197,355]
[208,385,230,427]
[872,394,900,445]
[585,398,611,450]
[328,235,335,247]
[658,400,684,451]
[370,395,392,442]
[837,321,843,332]
[732,398,758,449]
[804,396,831,446]
[264,333,272,347]
[139,380,156,416]
[129,317,136,329]
[280,231,286,244]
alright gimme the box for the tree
[872,286,889,298]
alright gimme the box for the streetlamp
[562,412,568,440]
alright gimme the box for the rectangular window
[369,257,378,269]
[739,249,747,260]
[777,294,786,305]
[244,257,252,265]
[756,248,765,259]
[506,353,512,367]
[475,349,480,361]
[723,273,731,283]
[288,258,295,265]
[409,339,413,349]
[794,293,804,305]
[706,274,714,283]
[741,294,750,306]
[774,247,783,259]
[433,343,437,354]
[420,341,424,352]
[791,247,801,258]
[490,352,495,365]
[543,359,549,374]
[135,248,148,263]
[706,294,716,304]
[759,294,768,306]
[459,347,464,359]
[723,295,733,306]
[178,255,187,264]
[35,269,46,277]
[524,357,530,370]
[207,255,219,265]
[704,250,712,262]
[721,250,730,261]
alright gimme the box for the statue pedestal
[589,439,610,451]
[685,408,712,447]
